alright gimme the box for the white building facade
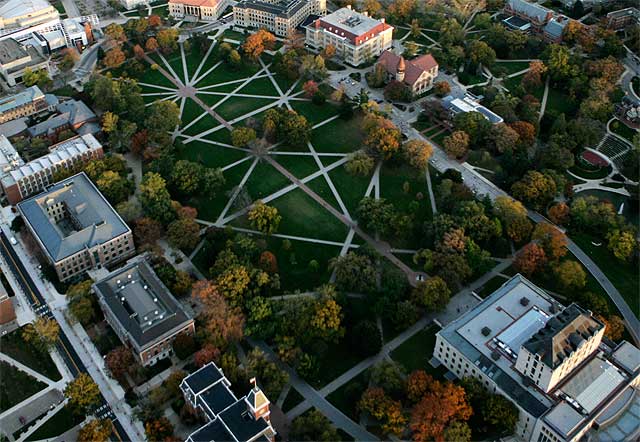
[168,0,229,22]
[233,0,326,37]
[305,5,393,66]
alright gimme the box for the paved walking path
[538,76,550,123]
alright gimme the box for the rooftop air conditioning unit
[481,326,491,336]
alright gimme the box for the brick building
[92,255,195,366]
[17,172,135,281]
[376,51,439,95]
[0,86,57,124]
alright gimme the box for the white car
[9,237,17,245]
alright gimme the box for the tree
[243,29,276,59]
[511,171,557,210]
[171,160,203,194]
[548,202,570,225]
[148,14,162,27]
[192,281,244,347]
[310,297,343,342]
[600,315,625,341]
[489,123,519,154]
[412,277,451,311]
[483,395,519,435]
[246,348,289,398]
[69,295,95,325]
[522,60,547,91]
[532,223,567,261]
[467,40,496,67]
[606,229,636,261]
[145,100,180,135]
[65,373,101,414]
[231,127,256,147]
[290,409,339,441]
[105,346,135,382]
[357,197,396,236]
[202,168,225,195]
[22,317,59,351]
[363,0,383,16]
[167,216,200,251]
[513,243,546,277]
[384,80,411,102]
[134,217,163,245]
[406,370,429,403]
[144,417,174,442]
[454,112,490,145]
[22,68,51,88]
[544,44,578,82]
[303,80,319,97]
[443,131,470,159]
[156,28,179,52]
[493,196,532,243]
[554,260,586,290]
[321,44,336,59]
[194,344,220,367]
[248,201,281,235]
[403,139,433,170]
[102,112,119,133]
[329,252,377,292]
[363,114,402,159]
[145,37,159,52]
[345,151,375,176]
[105,23,126,42]
[139,172,175,224]
[104,47,126,68]
[410,378,472,442]
[434,81,451,97]
[444,421,472,442]
[350,320,382,357]
[358,387,406,436]
[509,120,536,147]
[78,419,112,442]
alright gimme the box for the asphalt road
[0,232,131,442]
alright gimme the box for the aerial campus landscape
[0,0,638,441]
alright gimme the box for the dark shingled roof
[218,400,272,442]
[523,304,603,368]
[184,363,225,394]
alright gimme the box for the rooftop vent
[143,285,148,290]
[491,351,500,361]
[520,297,530,306]
[128,274,132,279]
[482,326,491,336]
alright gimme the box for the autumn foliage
[513,243,547,277]
[242,29,276,59]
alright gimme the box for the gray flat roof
[18,172,130,262]
[93,257,193,350]
[320,7,382,36]
[0,86,44,114]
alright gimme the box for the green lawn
[264,237,339,292]
[572,233,639,317]
[290,101,340,125]
[476,275,510,298]
[243,160,291,201]
[609,119,638,143]
[307,336,365,388]
[0,329,61,380]
[236,76,279,96]
[281,387,304,412]
[326,371,368,420]
[310,115,365,154]
[267,188,349,242]
[493,61,530,76]
[215,97,274,122]
[545,87,579,116]
[181,113,222,137]
[305,174,343,213]
[327,165,372,215]
[380,163,432,217]
[24,406,84,441]
[272,155,320,179]
[0,362,46,412]
[390,324,445,376]
[176,140,248,169]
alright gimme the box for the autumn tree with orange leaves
[406,370,429,403]
[363,113,402,159]
[192,280,245,348]
[409,376,472,442]
[513,243,547,277]
[532,223,567,261]
[243,29,276,60]
[358,387,407,437]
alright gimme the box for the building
[17,172,135,282]
[542,15,570,43]
[305,5,393,66]
[169,0,229,22]
[92,255,195,366]
[27,99,98,139]
[0,134,23,177]
[181,362,276,442]
[234,0,325,37]
[442,94,504,124]
[376,50,438,95]
[119,0,148,10]
[1,133,104,204]
[606,7,640,31]
[434,274,640,442]
[504,0,553,33]
[0,271,16,325]
[0,15,99,52]
[0,86,57,124]
[0,0,59,31]
[0,38,50,87]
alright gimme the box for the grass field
[24,406,84,441]
[0,329,61,381]
[0,362,46,412]
[390,324,446,376]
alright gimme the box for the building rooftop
[506,0,551,23]
[235,0,309,18]
[92,255,193,351]
[0,118,27,137]
[438,274,640,440]
[0,0,53,21]
[377,51,438,86]
[503,15,531,31]
[182,362,276,442]
[522,303,603,369]
[0,85,44,115]
[319,6,389,38]
[543,15,569,39]
[0,38,27,64]
[606,7,640,20]
[27,99,96,137]
[170,0,222,7]
[18,172,130,261]
[0,134,23,174]
[442,95,504,124]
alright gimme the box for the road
[0,232,133,442]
